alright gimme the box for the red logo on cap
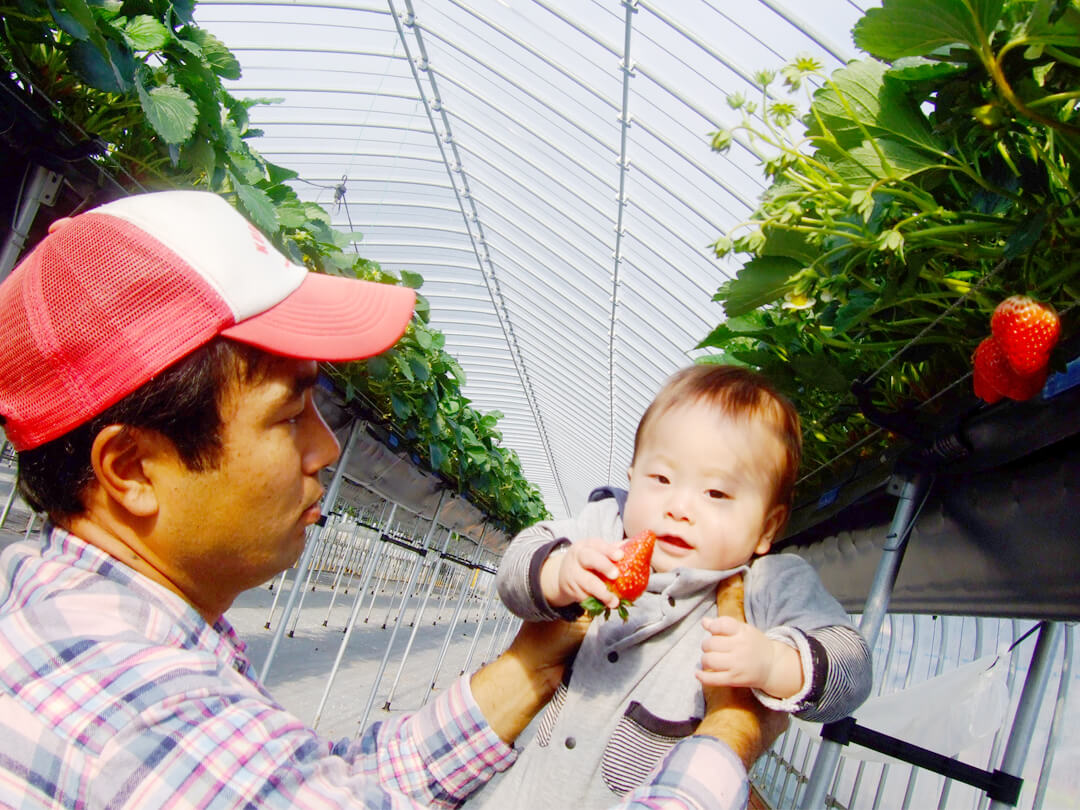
[248,223,269,254]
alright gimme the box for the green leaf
[413,326,433,350]
[721,256,802,317]
[429,441,448,471]
[400,270,424,289]
[696,324,737,350]
[853,0,1005,59]
[47,0,90,39]
[123,15,169,50]
[394,354,415,382]
[182,27,241,79]
[830,139,942,183]
[265,161,299,185]
[834,290,878,334]
[390,392,412,420]
[136,82,198,144]
[408,355,430,382]
[760,227,818,264]
[886,56,969,82]
[68,36,134,92]
[227,151,263,184]
[789,354,851,393]
[230,175,279,233]
[1003,210,1048,259]
[810,59,943,155]
[366,355,390,380]
[274,203,309,229]
[170,0,196,23]
[181,137,216,180]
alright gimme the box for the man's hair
[16,338,274,519]
[633,364,803,515]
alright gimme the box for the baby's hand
[539,539,623,609]
[697,616,802,699]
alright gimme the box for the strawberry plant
[0,0,548,532]
[700,0,1080,496]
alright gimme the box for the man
[0,190,783,808]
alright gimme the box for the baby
[470,364,872,809]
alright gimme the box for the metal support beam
[356,488,448,734]
[1,165,62,279]
[799,470,932,809]
[389,0,569,516]
[989,621,1064,810]
[606,0,637,483]
[260,419,361,681]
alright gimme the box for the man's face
[623,399,785,574]
[148,358,340,615]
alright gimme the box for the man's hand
[470,616,590,744]
[693,575,788,768]
[538,538,622,609]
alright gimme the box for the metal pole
[423,557,481,704]
[260,419,360,681]
[1,165,61,279]
[286,518,335,637]
[988,621,1064,810]
[356,490,448,735]
[1032,625,1072,810]
[322,520,364,626]
[800,470,932,809]
[0,477,19,530]
[311,504,396,730]
[460,574,499,675]
[381,526,456,709]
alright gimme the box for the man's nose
[303,398,341,474]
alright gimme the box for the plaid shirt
[0,525,747,810]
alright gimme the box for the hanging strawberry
[973,336,1048,403]
[580,529,656,621]
[990,295,1061,376]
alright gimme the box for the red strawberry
[990,295,1061,375]
[973,336,1048,403]
[580,529,656,621]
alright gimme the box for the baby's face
[623,399,786,574]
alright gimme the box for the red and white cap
[0,190,416,451]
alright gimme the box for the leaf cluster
[703,0,1080,497]
[1,0,549,532]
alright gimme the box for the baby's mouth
[658,534,692,550]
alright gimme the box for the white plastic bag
[791,654,1009,764]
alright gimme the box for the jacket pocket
[535,675,570,747]
[601,701,700,795]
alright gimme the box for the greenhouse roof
[195,0,876,519]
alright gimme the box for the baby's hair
[633,364,802,516]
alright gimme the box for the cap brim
[221,273,416,362]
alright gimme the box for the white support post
[800,470,932,809]
[260,420,361,682]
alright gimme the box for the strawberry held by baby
[580,529,656,621]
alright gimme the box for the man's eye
[707,489,729,500]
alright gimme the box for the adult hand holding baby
[696,574,790,768]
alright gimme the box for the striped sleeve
[761,625,872,723]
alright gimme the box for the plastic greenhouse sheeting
[193,0,876,520]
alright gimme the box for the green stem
[1027,91,1080,110]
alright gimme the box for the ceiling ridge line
[608,0,638,485]
[388,0,570,518]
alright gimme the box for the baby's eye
[651,474,670,485]
[707,489,730,500]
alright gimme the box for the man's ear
[754,504,788,556]
[89,425,162,518]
